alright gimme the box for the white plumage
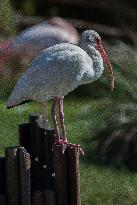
[7,43,103,106]
[7,30,114,150]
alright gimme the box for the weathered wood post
[0,195,7,205]
[33,191,44,205]
[53,145,69,205]
[5,147,31,205]
[0,157,7,205]
[67,147,81,205]
[19,114,56,204]
[19,123,31,154]
[53,145,81,205]
[19,147,31,205]
[33,191,56,205]
[44,191,56,205]
[5,147,19,205]
[18,114,82,205]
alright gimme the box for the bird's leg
[57,97,68,153]
[58,97,84,154]
[38,101,50,129]
[51,97,60,142]
[58,98,84,154]
[59,97,68,143]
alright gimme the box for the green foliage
[0,0,15,38]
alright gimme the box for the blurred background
[1,0,137,204]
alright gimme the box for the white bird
[7,30,114,151]
[0,17,79,70]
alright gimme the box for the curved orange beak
[96,39,114,91]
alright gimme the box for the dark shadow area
[67,78,135,105]
[67,81,109,99]
[83,121,137,171]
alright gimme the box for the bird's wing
[7,43,93,107]
[26,43,93,81]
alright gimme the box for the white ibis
[0,17,79,70]
[7,30,114,152]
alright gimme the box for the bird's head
[80,30,101,47]
[80,30,115,91]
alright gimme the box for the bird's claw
[54,138,84,155]
[68,143,84,155]
[55,139,68,154]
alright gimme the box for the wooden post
[33,191,56,205]
[0,157,7,205]
[19,123,31,154]
[0,195,7,205]
[53,145,69,205]
[0,157,6,195]
[19,113,56,205]
[24,114,55,191]
[5,147,19,205]
[18,147,31,205]
[29,114,41,191]
[18,113,81,205]
[67,148,81,205]
[44,191,56,205]
[29,114,40,158]
[33,191,44,205]
[5,147,31,205]
[38,127,55,191]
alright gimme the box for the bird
[0,17,79,71]
[7,30,114,153]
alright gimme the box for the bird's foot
[67,142,84,155]
[55,138,84,155]
[55,138,68,154]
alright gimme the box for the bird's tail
[7,73,31,109]
[0,39,12,71]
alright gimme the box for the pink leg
[59,97,84,155]
[51,97,60,142]
[59,97,67,142]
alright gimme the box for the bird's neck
[79,42,104,79]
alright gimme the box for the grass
[1,92,137,205]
